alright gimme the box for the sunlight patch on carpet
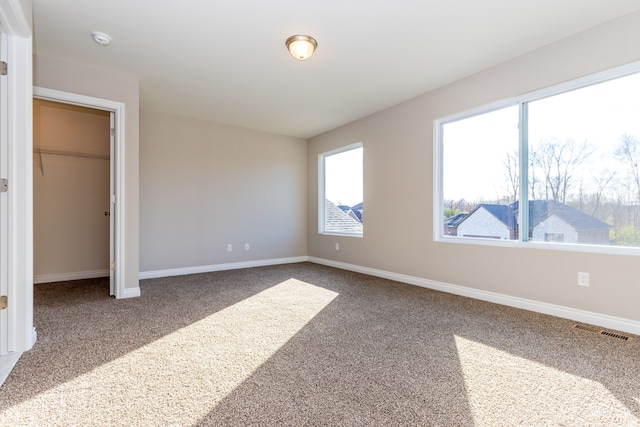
[1,279,338,426]
[454,336,638,426]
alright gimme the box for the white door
[109,112,115,296]
[0,29,8,355]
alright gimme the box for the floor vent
[600,330,630,341]
[573,324,631,341]
[573,324,601,334]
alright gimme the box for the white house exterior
[453,200,611,244]
[532,215,578,243]
[457,206,510,239]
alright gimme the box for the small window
[545,233,564,242]
[319,144,363,236]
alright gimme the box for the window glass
[320,145,363,236]
[442,106,519,240]
[528,73,640,246]
[438,67,640,250]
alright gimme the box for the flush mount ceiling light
[91,31,112,46]
[285,35,317,61]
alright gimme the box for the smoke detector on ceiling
[91,31,112,46]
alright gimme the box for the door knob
[104,211,110,216]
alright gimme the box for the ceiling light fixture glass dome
[286,35,317,61]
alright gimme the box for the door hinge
[0,61,7,76]
[110,261,115,270]
[0,296,7,310]
[0,178,7,193]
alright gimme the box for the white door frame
[109,111,115,296]
[33,87,127,299]
[0,27,9,358]
[0,0,34,357]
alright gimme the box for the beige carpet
[1,262,639,426]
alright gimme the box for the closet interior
[33,99,111,284]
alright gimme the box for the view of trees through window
[441,70,640,247]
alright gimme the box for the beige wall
[34,55,140,291]
[139,110,307,272]
[308,12,640,322]
[33,99,110,278]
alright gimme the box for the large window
[319,143,363,236]
[437,63,640,251]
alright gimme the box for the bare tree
[532,138,594,203]
[615,134,640,203]
[576,170,616,218]
[528,150,539,200]
[589,169,616,218]
[502,150,519,203]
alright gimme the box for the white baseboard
[120,287,141,299]
[308,257,640,336]
[34,269,110,284]
[138,256,309,280]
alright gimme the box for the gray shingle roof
[325,200,363,234]
[458,200,611,232]
[525,200,611,231]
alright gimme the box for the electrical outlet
[245,243,250,251]
[578,272,589,287]
[227,244,232,252]
[335,243,340,251]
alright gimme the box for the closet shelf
[33,148,109,160]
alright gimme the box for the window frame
[318,142,364,237]
[434,60,640,256]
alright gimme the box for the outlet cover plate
[578,272,589,287]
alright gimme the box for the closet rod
[33,148,110,160]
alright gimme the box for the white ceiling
[33,1,640,139]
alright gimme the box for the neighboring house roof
[463,204,518,229]
[457,200,611,231]
[508,200,611,231]
[337,202,363,223]
[444,213,468,227]
[325,200,363,234]
[349,209,363,223]
[524,200,611,231]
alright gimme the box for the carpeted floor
[1,262,639,426]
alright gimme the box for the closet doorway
[33,98,115,295]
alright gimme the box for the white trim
[33,87,127,299]
[6,33,33,354]
[0,30,9,358]
[139,256,308,280]
[317,153,325,234]
[0,0,33,358]
[33,270,110,284]
[432,119,443,242]
[0,0,31,37]
[0,351,21,387]
[121,287,141,299]
[308,257,640,336]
